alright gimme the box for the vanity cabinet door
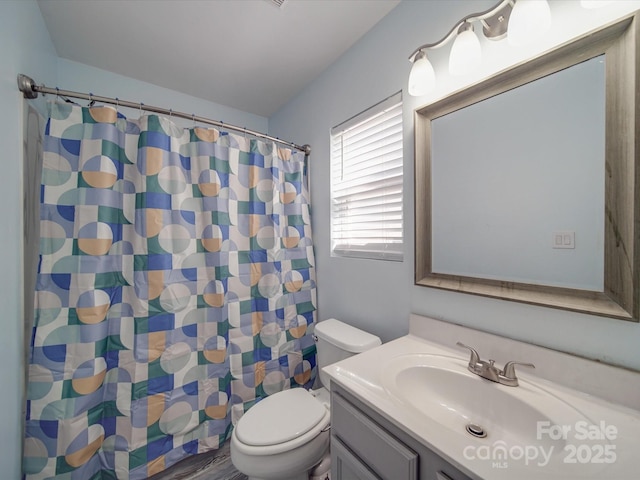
[332,391,418,480]
[332,436,382,480]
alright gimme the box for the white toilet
[230,318,382,480]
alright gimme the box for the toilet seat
[233,388,330,455]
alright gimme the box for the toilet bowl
[230,319,381,480]
[230,388,331,480]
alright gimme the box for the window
[330,92,403,261]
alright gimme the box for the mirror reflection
[431,56,605,291]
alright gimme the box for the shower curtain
[23,103,317,479]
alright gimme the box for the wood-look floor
[149,440,247,480]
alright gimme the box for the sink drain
[465,423,487,438]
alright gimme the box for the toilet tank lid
[314,318,381,353]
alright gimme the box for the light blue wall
[269,0,640,371]
[57,58,268,133]
[0,1,57,476]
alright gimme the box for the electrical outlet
[553,231,575,249]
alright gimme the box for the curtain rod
[17,74,311,155]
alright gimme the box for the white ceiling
[37,0,400,117]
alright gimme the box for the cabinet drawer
[332,391,418,480]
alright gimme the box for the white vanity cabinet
[331,384,474,480]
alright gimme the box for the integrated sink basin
[381,354,591,450]
[324,322,640,479]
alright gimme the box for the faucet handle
[501,361,535,380]
[456,342,480,367]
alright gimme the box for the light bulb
[508,0,552,47]
[408,51,436,96]
[449,26,482,76]
[580,0,613,8]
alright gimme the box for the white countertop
[324,332,640,480]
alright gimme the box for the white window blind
[330,92,403,261]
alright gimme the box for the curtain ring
[192,113,196,128]
[115,97,119,111]
[55,87,60,100]
[169,108,173,118]
[139,102,144,116]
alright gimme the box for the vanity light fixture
[407,0,552,96]
[448,22,482,76]
[408,50,436,96]
[508,0,551,46]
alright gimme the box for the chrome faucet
[456,342,535,387]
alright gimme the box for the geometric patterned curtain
[23,103,317,479]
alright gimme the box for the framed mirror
[414,12,639,321]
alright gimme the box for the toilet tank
[314,318,381,388]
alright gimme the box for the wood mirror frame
[414,12,640,321]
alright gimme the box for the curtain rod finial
[17,74,38,99]
[303,144,311,155]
